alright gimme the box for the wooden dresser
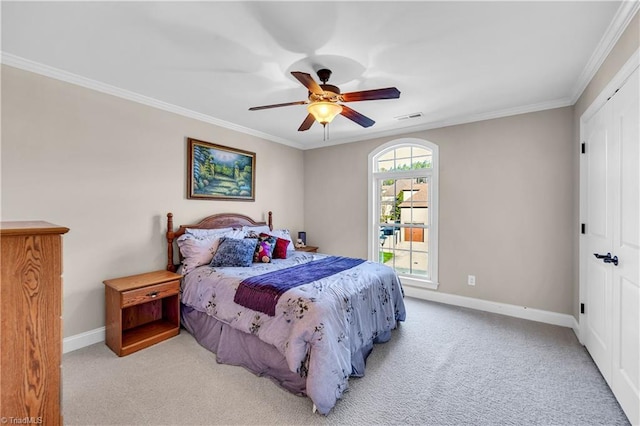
[1,221,69,426]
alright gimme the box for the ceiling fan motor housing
[310,84,342,102]
[316,68,332,83]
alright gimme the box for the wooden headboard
[166,211,273,272]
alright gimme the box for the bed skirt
[181,303,385,399]
[181,305,307,395]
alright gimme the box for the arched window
[368,139,439,289]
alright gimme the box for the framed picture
[187,138,256,201]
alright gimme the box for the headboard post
[166,213,176,272]
[268,211,273,230]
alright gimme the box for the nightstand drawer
[121,280,179,308]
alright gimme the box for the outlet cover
[468,275,476,286]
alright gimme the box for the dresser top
[0,221,70,236]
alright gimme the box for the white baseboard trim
[63,290,582,353]
[63,327,105,354]
[404,285,578,330]
[572,317,581,343]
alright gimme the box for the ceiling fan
[249,68,401,131]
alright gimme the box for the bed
[166,211,406,414]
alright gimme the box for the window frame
[368,138,439,290]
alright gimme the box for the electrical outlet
[468,275,476,286]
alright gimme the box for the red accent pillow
[261,233,289,259]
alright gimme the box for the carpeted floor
[63,297,630,425]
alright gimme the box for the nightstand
[103,270,182,356]
[296,246,318,253]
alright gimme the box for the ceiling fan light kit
[249,68,400,135]
[307,101,343,125]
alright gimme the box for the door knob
[604,255,619,266]
[593,252,619,266]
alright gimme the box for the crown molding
[0,52,303,150]
[580,47,639,124]
[2,1,636,152]
[570,0,640,104]
[305,97,573,150]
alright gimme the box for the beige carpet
[63,298,629,425]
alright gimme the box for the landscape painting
[187,138,255,201]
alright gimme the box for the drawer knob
[147,291,159,298]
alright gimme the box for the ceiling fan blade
[298,113,315,131]
[340,105,375,128]
[291,71,323,95]
[341,87,401,102]
[249,100,307,111]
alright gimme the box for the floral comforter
[180,251,406,414]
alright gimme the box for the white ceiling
[1,1,635,149]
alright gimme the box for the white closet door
[581,66,639,425]
[610,67,639,426]
[583,97,613,384]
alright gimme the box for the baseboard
[404,285,578,330]
[63,327,105,354]
[571,317,581,342]
[63,291,581,353]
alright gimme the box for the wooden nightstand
[296,246,318,253]
[104,270,182,356]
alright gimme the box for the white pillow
[242,225,271,235]
[222,229,246,240]
[269,229,295,252]
[177,234,217,275]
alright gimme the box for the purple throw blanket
[234,256,366,316]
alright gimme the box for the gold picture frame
[187,138,256,201]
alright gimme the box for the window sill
[399,275,439,290]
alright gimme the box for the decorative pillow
[262,233,289,259]
[254,234,276,263]
[270,229,295,252]
[209,237,256,267]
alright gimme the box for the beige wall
[304,108,575,314]
[1,65,305,337]
[572,12,639,318]
[1,12,636,338]
[304,11,638,319]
